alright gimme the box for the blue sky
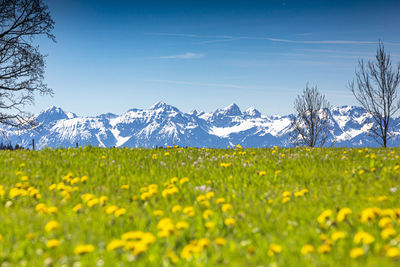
[32,0,400,116]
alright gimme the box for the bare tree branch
[0,0,55,132]
[349,42,400,147]
[289,84,331,147]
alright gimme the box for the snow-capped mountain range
[1,101,399,149]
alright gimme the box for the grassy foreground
[0,147,400,266]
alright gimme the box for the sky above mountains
[33,0,400,116]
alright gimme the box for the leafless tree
[0,0,55,128]
[290,85,331,147]
[349,43,400,147]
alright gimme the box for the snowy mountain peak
[217,103,242,116]
[3,103,400,149]
[36,106,75,122]
[244,107,261,118]
[150,101,179,113]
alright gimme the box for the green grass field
[1,147,400,266]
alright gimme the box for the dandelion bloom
[176,221,189,230]
[350,248,364,258]
[301,244,314,255]
[105,205,119,214]
[122,231,144,241]
[353,232,374,245]
[114,208,127,217]
[215,237,226,246]
[45,221,60,232]
[378,217,393,228]
[172,205,182,213]
[202,210,213,220]
[386,247,400,259]
[153,210,164,216]
[224,217,236,226]
[107,239,126,251]
[74,244,95,255]
[381,228,396,240]
[336,208,352,222]
[46,239,60,248]
[268,244,282,256]
[221,204,232,212]
[205,221,215,230]
[331,231,346,241]
[317,244,331,254]
[317,209,333,224]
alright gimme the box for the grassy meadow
[0,146,400,266]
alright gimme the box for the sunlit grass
[0,146,399,266]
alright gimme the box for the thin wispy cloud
[266,38,379,45]
[159,52,204,59]
[147,79,260,90]
[149,32,400,46]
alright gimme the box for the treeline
[0,142,24,151]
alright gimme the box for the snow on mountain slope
[0,101,398,149]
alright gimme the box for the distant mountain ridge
[1,101,400,149]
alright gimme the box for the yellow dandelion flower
[105,205,119,214]
[74,244,95,255]
[121,184,129,190]
[141,233,156,244]
[317,209,333,224]
[259,171,267,176]
[337,207,352,222]
[153,210,164,216]
[114,208,126,217]
[379,217,393,228]
[45,221,59,232]
[35,203,47,214]
[281,197,290,204]
[268,244,282,256]
[122,231,144,240]
[183,206,195,217]
[353,232,374,245]
[224,217,236,226]
[198,238,210,248]
[381,228,396,240]
[48,206,58,214]
[87,198,99,207]
[46,239,60,248]
[107,239,126,251]
[196,195,206,202]
[317,244,331,254]
[350,247,364,258]
[331,231,346,241]
[132,241,148,256]
[176,221,189,230]
[216,198,226,204]
[179,177,189,184]
[202,210,213,220]
[167,250,179,263]
[172,205,182,213]
[301,244,314,255]
[386,247,400,258]
[205,221,215,230]
[206,192,215,199]
[221,204,232,212]
[99,196,108,205]
[215,237,226,246]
